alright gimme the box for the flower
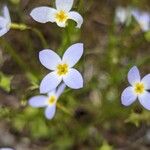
[30,0,83,28]
[132,9,150,32]
[39,43,84,93]
[121,66,150,110]
[0,6,11,37]
[115,6,132,25]
[0,148,14,150]
[29,83,66,120]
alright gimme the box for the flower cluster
[0,0,149,121]
[29,43,84,119]
[115,6,150,32]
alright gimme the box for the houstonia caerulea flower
[39,43,84,93]
[132,9,150,32]
[30,0,83,28]
[0,6,11,37]
[121,66,150,110]
[115,6,132,25]
[29,83,66,120]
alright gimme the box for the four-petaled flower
[29,83,66,120]
[132,9,150,32]
[30,0,83,28]
[0,6,11,37]
[39,43,84,93]
[121,66,150,110]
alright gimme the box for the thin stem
[57,102,72,116]
[10,23,48,48]
[0,38,38,84]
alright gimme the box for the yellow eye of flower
[48,96,56,105]
[55,10,69,23]
[134,82,145,94]
[57,64,68,76]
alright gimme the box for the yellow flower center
[134,82,145,94]
[47,96,56,105]
[57,63,68,76]
[55,10,69,23]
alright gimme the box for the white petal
[48,90,56,97]
[45,105,56,120]
[56,0,74,12]
[132,9,150,32]
[40,71,62,94]
[141,74,150,90]
[62,43,83,67]
[128,66,141,85]
[3,6,11,22]
[39,49,61,70]
[0,148,14,150]
[56,21,66,28]
[63,68,83,89]
[121,86,137,106]
[139,91,150,110]
[56,83,66,98]
[28,95,47,107]
[68,11,83,28]
[0,28,8,37]
[30,7,57,23]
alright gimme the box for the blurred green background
[0,0,150,149]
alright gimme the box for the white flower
[115,6,132,25]
[0,148,14,150]
[0,6,11,37]
[121,66,150,110]
[30,0,83,28]
[29,83,66,120]
[39,43,84,93]
[132,9,150,32]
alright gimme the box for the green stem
[0,38,38,84]
[10,23,48,48]
[57,102,72,116]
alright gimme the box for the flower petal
[121,86,137,106]
[56,21,66,28]
[56,83,66,98]
[40,71,62,94]
[63,68,83,89]
[30,7,57,23]
[139,91,150,110]
[45,105,56,120]
[62,43,83,67]
[68,11,83,28]
[132,9,150,32]
[28,95,47,107]
[141,74,150,90]
[56,0,74,12]
[3,6,11,22]
[128,66,141,85]
[39,49,61,70]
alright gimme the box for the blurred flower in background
[115,6,132,26]
[132,9,150,32]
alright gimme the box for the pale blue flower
[0,6,11,37]
[30,0,83,28]
[39,43,84,93]
[132,9,150,32]
[115,6,132,25]
[29,83,66,120]
[121,66,150,110]
[0,148,14,150]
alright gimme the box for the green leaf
[0,72,13,92]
